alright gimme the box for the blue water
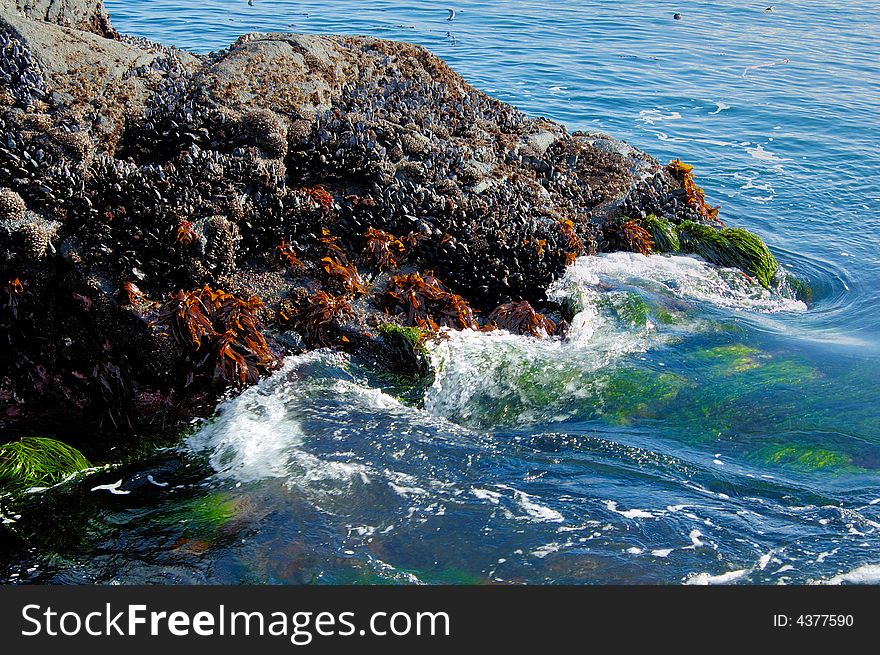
[5,0,880,584]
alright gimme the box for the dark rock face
[0,6,714,443]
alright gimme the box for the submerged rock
[0,2,778,445]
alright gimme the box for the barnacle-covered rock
[0,188,25,221]
[0,3,758,446]
[243,108,289,158]
[203,216,238,276]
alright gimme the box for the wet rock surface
[0,3,721,445]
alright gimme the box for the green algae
[0,437,91,493]
[642,214,680,253]
[676,221,779,288]
[748,444,854,471]
[165,490,244,540]
[592,367,690,424]
[378,323,430,355]
[688,344,765,373]
[600,291,651,327]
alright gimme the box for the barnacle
[364,227,407,271]
[0,188,26,221]
[667,159,721,222]
[487,300,556,338]
[378,273,478,330]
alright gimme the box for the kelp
[487,300,556,338]
[301,184,334,208]
[279,290,354,347]
[604,219,653,255]
[677,220,778,288]
[321,256,368,295]
[175,220,199,247]
[0,437,91,493]
[557,219,585,258]
[320,229,367,294]
[641,214,680,253]
[378,273,478,330]
[155,285,278,387]
[364,227,407,271]
[666,159,721,222]
[275,239,304,270]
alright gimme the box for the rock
[0,0,116,37]
[0,187,25,221]
[0,5,734,445]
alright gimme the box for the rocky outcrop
[0,5,739,445]
[1,0,115,37]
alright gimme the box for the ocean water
[3,0,880,584]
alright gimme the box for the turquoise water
[3,0,880,584]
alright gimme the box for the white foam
[471,488,502,504]
[423,295,649,426]
[685,569,748,585]
[506,486,564,522]
[531,542,562,558]
[638,109,683,125]
[651,548,673,558]
[746,144,790,170]
[558,252,806,314]
[815,548,839,564]
[821,564,880,585]
[605,500,654,519]
[90,480,130,495]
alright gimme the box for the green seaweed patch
[378,323,430,357]
[593,367,690,424]
[688,344,765,373]
[559,286,591,322]
[164,490,244,540]
[413,567,487,585]
[782,273,813,305]
[0,437,91,493]
[749,444,854,472]
[599,290,686,327]
[641,214,680,254]
[599,291,650,327]
[677,221,778,288]
[651,302,685,325]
